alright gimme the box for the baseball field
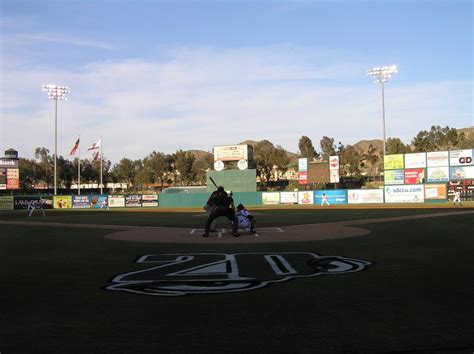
[1,204,473,353]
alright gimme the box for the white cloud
[1,46,471,164]
[3,33,116,50]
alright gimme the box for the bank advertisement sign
[384,154,404,170]
[427,167,449,182]
[427,151,449,167]
[384,169,404,185]
[298,191,314,205]
[384,185,424,203]
[404,168,425,184]
[449,166,474,180]
[404,152,426,168]
[262,192,280,205]
[424,184,447,200]
[347,189,384,204]
[109,195,126,208]
[280,191,298,204]
[314,190,348,205]
[449,149,473,166]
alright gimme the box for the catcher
[235,203,256,233]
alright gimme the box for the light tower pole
[42,84,70,195]
[367,65,397,157]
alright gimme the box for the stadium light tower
[367,65,397,156]
[42,84,70,195]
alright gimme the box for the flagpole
[100,136,103,194]
[78,135,81,195]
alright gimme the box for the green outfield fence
[1,186,469,211]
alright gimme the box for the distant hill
[352,139,383,154]
[187,149,212,161]
[239,140,299,165]
[459,126,474,138]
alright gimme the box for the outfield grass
[1,208,473,353]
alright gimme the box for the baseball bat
[209,176,218,189]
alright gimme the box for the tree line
[13,125,473,193]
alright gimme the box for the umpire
[202,186,240,237]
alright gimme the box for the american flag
[69,138,80,156]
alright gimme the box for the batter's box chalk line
[189,227,284,236]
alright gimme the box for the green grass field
[1,207,473,353]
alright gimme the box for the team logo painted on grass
[105,252,371,296]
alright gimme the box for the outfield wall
[1,184,469,210]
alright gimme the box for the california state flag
[88,138,101,151]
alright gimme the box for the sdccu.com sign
[384,185,424,203]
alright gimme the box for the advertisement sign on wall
[0,196,14,210]
[404,168,425,184]
[88,195,108,209]
[262,192,280,205]
[427,167,449,182]
[280,191,298,204]
[384,185,424,203]
[404,152,426,168]
[108,195,126,208]
[449,166,474,180]
[347,189,384,204]
[424,184,447,200]
[298,191,314,205]
[449,149,473,166]
[126,195,142,207]
[53,196,72,209]
[72,195,91,208]
[426,151,449,167]
[314,190,348,205]
[384,154,404,170]
[384,170,404,185]
[142,194,159,207]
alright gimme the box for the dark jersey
[214,191,233,207]
[206,191,219,206]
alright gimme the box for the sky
[0,0,472,164]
